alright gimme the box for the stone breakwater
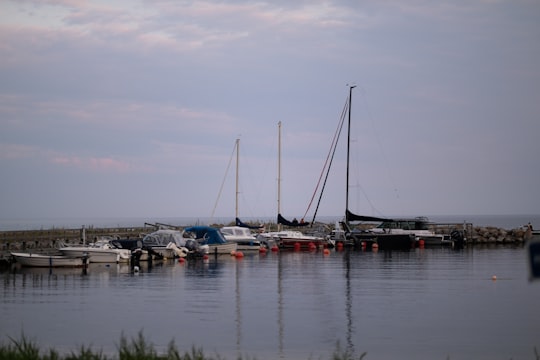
[468,225,531,244]
[429,224,531,244]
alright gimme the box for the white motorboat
[221,226,264,251]
[59,239,131,263]
[257,230,330,250]
[11,252,89,268]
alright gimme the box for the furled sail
[235,217,264,230]
[277,213,310,227]
[345,209,392,223]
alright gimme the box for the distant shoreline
[0,214,539,232]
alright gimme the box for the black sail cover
[235,217,264,230]
[345,209,392,223]
[277,213,310,227]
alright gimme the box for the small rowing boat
[11,252,89,267]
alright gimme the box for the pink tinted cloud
[51,155,132,172]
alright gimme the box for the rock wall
[469,226,530,244]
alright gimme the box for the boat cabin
[375,217,431,232]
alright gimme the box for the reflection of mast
[277,252,284,358]
[235,259,242,356]
[344,250,354,355]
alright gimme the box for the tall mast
[278,121,282,231]
[346,85,356,217]
[235,138,240,220]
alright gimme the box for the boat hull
[278,237,329,251]
[205,242,238,255]
[11,252,88,268]
[59,247,130,263]
[415,235,453,247]
[375,234,415,250]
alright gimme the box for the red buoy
[271,246,279,252]
[294,242,301,251]
[235,251,244,258]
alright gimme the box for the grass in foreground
[0,332,537,360]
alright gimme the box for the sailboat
[257,122,332,250]
[341,85,415,250]
[219,139,265,251]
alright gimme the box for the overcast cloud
[1,0,539,224]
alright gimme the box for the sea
[1,214,539,231]
[1,215,540,360]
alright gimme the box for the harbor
[1,219,535,265]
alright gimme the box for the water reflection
[343,249,354,357]
[1,248,538,360]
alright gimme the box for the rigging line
[311,98,349,224]
[360,86,401,204]
[210,141,237,222]
[303,97,350,221]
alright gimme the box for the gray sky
[1,0,539,222]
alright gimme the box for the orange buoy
[372,243,379,249]
[323,248,331,255]
[230,250,236,256]
[235,251,244,258]
[492,275,497,281]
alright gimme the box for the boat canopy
[346,209,393,223]
[277,213,310,227]
[110,239,143,250]
[183,226,228,245]
[143,229,186,247]
[235,217,264,229]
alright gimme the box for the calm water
[1,246,539,360]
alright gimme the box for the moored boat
[142,229,190,258]
[370,217,453,247]
[59,238,131,263]
[11,252,89,268]
[216,139,265,252]
[221,225,264,251]
[259,122,333,251]
[258,230,330,250]
[182,226,237,255]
